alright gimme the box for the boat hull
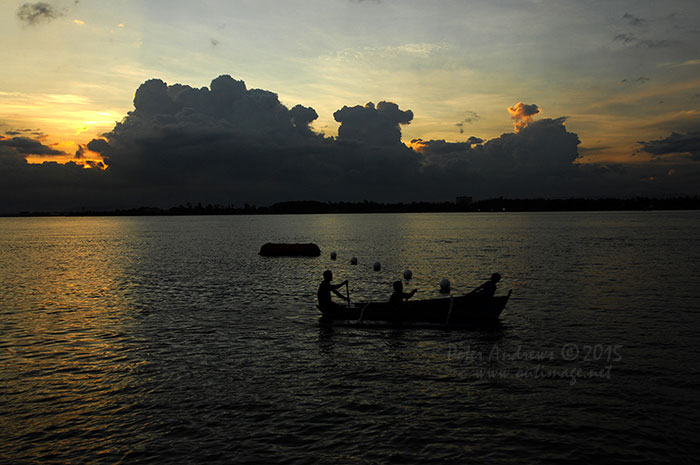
[320,290,511,327]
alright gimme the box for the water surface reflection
[1,212,699,463]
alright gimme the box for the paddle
[345,281,351,308]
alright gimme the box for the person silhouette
[389,280,417,306]
[471,273,501,298]
[317,270,349,313]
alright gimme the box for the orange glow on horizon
[23,138,107,170]
[406,138,428,152]
[25,156,107,170]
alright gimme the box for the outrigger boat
[319,290,512,327]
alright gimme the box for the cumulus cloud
[16,2,61,25]
[416,118,581,196]
[79,76,420,205]
[2,74,699,213]
[638,131,700,161]
[82,77,582,204]
[289,104,318,131]
[86,138,110,153]
[333,101,413,146]
[507,102,540,132]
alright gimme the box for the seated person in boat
[471,273,501,298]
[317,270,349,311]
[389,280,417,306]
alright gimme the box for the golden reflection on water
[1,217,147,458]
[3,212,699,463]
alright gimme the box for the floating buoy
[440,278,451,293]
[350,257,358,265]
[330,251,337,260]
[373,261,381,271]
[403,269,413,280]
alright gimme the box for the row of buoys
[332,252,384,273]
[328,250,452,292]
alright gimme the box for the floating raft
[259,242,321,257]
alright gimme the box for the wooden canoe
[320,290,512,327]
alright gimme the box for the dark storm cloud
[0,136,64,155]
[85,77,584,204]
[0,134,105,212]
[3,74,700,213]
[416,118,580,181]
[289,105,318,131]
[333,101,413,146]
[0,159,108,213]
[408,117,583,198]
[415,120,699,198]
[16,2,61,25]
[86,138,110,153]
[638,132,700,161]
[80,76,419,205]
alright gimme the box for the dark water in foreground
[1,212,699,464]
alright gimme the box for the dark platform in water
[259,242,321,257]
[320,291,511,327]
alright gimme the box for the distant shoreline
[3,197,700,217]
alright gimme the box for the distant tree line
[6,196,700,217]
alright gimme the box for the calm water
[1,212,699,464]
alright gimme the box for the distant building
[456,196,472,205]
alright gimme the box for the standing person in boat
[471,273,501,298]
[317,270,350,312]
[389,280,417,306]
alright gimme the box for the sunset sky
[2,0,700,211]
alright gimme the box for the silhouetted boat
[320,290,512,327]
